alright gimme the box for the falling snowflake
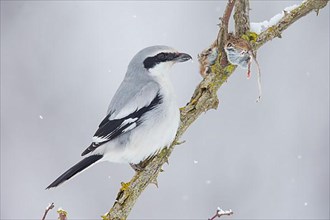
[304,202,308,206]
[193,160,198,164]
[39,115,44,120]
[297,155,302,159]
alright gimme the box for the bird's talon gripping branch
[129,163,145,172]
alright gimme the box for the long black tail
[46,155,103,189]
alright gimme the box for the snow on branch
[208,207,234,220]
[255,0,328,49]
[250,4,299,34]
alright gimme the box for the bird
[46,45,192,189]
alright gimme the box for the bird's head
[128,45,192,76]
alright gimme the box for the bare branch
[103,0,328,219]
[208,207,234,220]
[221,0,237,37]
[255,0,328,49]
[218,0,237,67]
[234,0,250,36]
[41,202,54,220]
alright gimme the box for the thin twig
[216,0,237,67]
[234,0,250,37]
[208,207,234,220]
[41,202,54,220]
[219,0,237,41]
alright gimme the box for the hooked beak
[174,52,192,62]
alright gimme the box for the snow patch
[250,4,299,34]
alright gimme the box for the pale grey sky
[1,1,329,219]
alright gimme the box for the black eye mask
[143,52,179,69]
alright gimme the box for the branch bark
[255,0,328,49]
[103,0,328,219]
[41,203,54,220]
[234,0,250,37]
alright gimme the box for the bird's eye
[157,53,167,61]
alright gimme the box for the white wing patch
[92,117,138,143]
[92,136,110,143]
[122,123,137,133]
[121,118,138,126]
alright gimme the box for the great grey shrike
[47,45,192,189]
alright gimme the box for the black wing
[81,93,162,156]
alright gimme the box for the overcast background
[1,1,329,219]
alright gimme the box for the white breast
[101,74,180,164]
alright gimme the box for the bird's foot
[129,156,156,172]
[129,163,145,172]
